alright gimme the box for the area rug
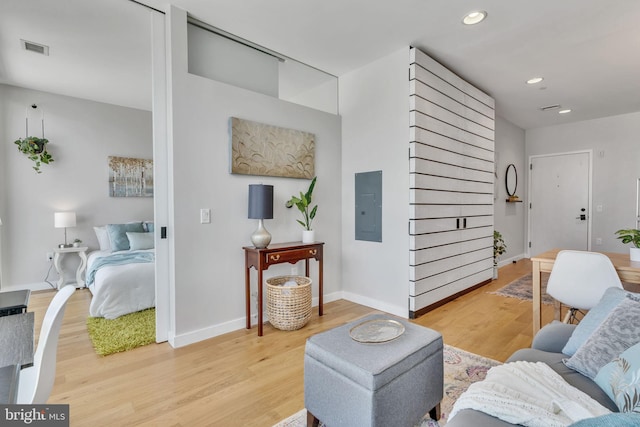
[86,308,155,356]
[489,273,555,305]
[272,344,500,427]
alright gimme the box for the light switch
[200,208,211,224]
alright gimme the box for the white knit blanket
[448,361,611,427]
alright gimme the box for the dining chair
[546,250,623,323]
[16,285,75,404]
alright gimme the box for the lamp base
[251,219,272,249]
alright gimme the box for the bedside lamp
[248,184,273,249]
[54,212,76,248]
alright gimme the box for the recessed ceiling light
[527,77,544,85]
[559,109,572,114]
[462,11,487,25]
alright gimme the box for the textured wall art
[108,156,154,197]
[230,117,315,179]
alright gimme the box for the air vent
[540,104,561,111]
[21,39,49,56]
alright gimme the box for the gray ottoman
[304,314,443,427]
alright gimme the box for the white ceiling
[1,0,639,130]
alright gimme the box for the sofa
[447,286,640,427]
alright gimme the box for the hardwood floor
[28,258,554,426]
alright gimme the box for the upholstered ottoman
[304,314,443,427]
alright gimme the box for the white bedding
[87,249,155,319]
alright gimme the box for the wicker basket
[266,275,312,331]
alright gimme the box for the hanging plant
[14,136,54,173]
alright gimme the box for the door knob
[576,214,586,220]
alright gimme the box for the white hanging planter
[630,247,640,262]
[302,229,315,243]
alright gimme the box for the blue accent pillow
[594,341,640,413]
[144,221,154,233]
[562,287,630,356]
[126,232,154,251]
[564,297,640,379]
[106,222,144,252]
[569,413,640,426]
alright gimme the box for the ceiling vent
[540,104,561,112]
[21,39,49,56]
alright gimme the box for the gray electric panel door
[355,171,382,242]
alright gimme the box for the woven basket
[266,275,312,331]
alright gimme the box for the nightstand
[53,246,88,289]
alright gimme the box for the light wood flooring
[27,258,554,426]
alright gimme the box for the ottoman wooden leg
[429,402,441,420]
[306,410,320,427]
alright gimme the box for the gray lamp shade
[248,184,274,219]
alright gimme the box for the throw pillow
[143,221,154,233]
[93,226,111,251]
[594,341,640,413]
[564,297,640,379]
[126,232,154,251]
[106,222,144,252]
[562,287,632,356]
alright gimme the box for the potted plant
[14,136,54,173]
[614,228,640,261]
[285,176,318,243]
[72,238,82,248]
[493,230,507,279]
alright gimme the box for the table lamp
[248,184,273,248]
[54,212,76,248]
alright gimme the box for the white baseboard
[170,290,345,348]
[341,291,406,318]
[497,253,526,268]
[1,282,57,293]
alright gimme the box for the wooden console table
[530,249,640,336]
[243,242,324,336]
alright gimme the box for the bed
[87,222,155,319]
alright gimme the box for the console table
[243,242,324,336]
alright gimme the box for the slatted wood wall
[409,47,495,317]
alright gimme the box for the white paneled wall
[409,47,495,316]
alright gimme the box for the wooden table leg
[258,267,264,337]
[245,262,251,330]
[532,260,542,336]
[319,256,323,316]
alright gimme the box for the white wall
[0,84,153,289]
[494,115,526,264]
[526,111,640,253]
[164,7,342,346]
[339,47,409,317]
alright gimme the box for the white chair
[17,285,75,404]
[546,250,623,323]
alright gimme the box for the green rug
[87,308,156,356]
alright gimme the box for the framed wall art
[229,117,315,179]
[108,156,153,197]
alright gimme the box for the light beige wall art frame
[108,156,154,197]
[229,117,315,179]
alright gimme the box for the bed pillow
[126,232,154,251]
[106,222,144,252]
[594,341,640,413]
[93,226,111,251]
[564,297,640,379]
[143,221,154,233]
[562,287,631,356]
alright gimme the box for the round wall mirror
[505,164,517,197]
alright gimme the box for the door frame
[526,149,593,258]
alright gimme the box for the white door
[529,152,590,257]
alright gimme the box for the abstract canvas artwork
[229,117,315,179]
[108,156,153,197]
